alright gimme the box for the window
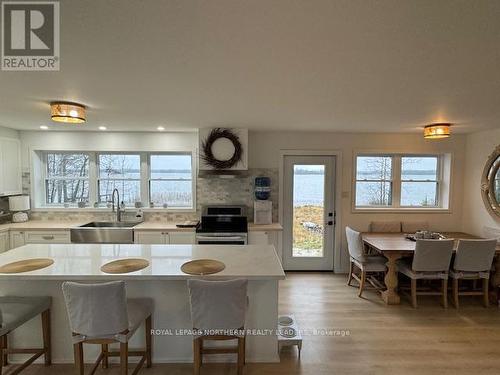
[401,156,438,207]
[149,154,193,208]
[98,154,141,205]
[355,156,393,206]
[354,154,446,210]
[45,153,90,205]
[37,151,195,210]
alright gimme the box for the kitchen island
[0,244,285,364]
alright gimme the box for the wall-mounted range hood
[198,128,248,178]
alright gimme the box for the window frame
[42,151,91,207]
[96,152,143,207]
[148,152,195,209]
[353,153,447,212]
[36,150,196,211]
[399,155,441,208]
[354,154,394,208]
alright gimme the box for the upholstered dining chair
[346,227,387,297]
[397,239,454,308]
[401,221,429,233]
[188,279,248,375]
[0,296,51,374]
[62,281,153,375]
[450,239,497,308]
[370,221,401,233]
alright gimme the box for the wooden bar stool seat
[62,281,153,375]
[0,296,51,375]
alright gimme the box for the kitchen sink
[70,221,142,244]
[79,221,139,228]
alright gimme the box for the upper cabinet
[0,137,22,196]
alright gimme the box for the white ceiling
[0,0,499,133]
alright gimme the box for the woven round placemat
[181,259,226,275]
[101,258,149,274]
[0,258,54,273]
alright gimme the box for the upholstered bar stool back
[63,281,129,338]
[188,279,248,375]
[0,296,51,374]
[62,281,153,375]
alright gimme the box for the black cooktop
[196,215,248,233]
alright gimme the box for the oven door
[196,234,248,245]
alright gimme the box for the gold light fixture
[50,102,86,124]
[424,123,451,139]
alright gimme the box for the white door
[282,155,336,270]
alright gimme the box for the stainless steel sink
[70,221,142,244]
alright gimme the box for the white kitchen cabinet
[248,231,281,260]
[0,137,22,196]
[24,231,70,244]
[169,232,195,244]
[0,231,9,253]
[9,230,71,249]
[9,230,25,249]
[135,231,169,244]
[134,231,195,244]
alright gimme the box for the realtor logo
[1,1,60,70]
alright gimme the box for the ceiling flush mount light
[50,102,86,124]
[39,125,49,130]
[98,126,107,131]
[424,123,451,139]
[157,126,165,131]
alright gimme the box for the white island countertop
[0,244,285,281]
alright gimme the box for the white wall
[19,130,197,170]
[0,126,19,139]
[462,129,500,236]
[248,131,467,271]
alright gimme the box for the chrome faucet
[111,188,122,222]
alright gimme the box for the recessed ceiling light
[50,102,86,124]
[98,126,107,131]
[40,125,49,130]
[157,126,165,131]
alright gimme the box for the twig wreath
[201,128,243,169]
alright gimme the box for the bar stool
[62,281,153,375]
[188,279,248,375]
[0,296,51,374]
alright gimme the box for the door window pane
[292,165,324,257]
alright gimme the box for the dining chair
[346,227,387,297]
[450,239,497,308]
[401,221,429,233]
[397,239,454,308]
[188,279,248,375]
[0,296,51,374]
[62,281,153,375]
[370,221,401,233]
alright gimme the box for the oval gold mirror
[481,145,500,219]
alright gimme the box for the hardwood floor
[15,272,500,374]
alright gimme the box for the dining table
[362,232,500,305]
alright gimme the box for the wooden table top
[362,232,500,254]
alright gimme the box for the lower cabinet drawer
[24,231,71,244]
